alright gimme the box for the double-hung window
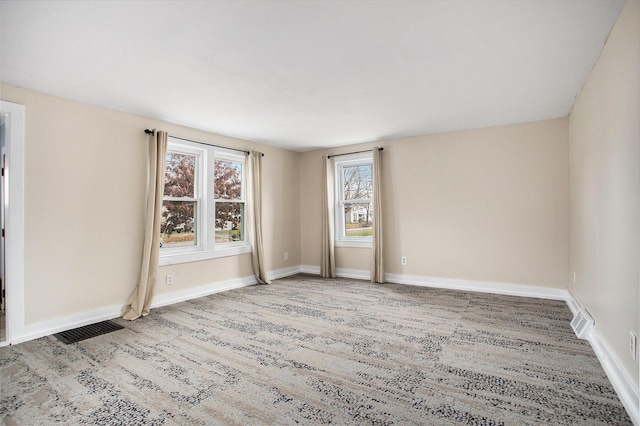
[160,137,250,265]
[334,152,374,248]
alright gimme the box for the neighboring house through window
[334,152,373,248]
[160,137,250,265]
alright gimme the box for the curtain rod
[327,147,383,159]
[144,129,263,156]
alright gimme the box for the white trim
[336,267,371,280]
[335,240,372,248]
[160,137,249,264]
[385,272,569,300]
[0,101,25,346]
[162,143,206,254]
[267,265,303,281]
[299,265,371,280]
[567,294,639,425]
[6,274,259,345]
[588,329,639,424]
[2,266,304,346]
[333,152,374,246]
[564,290,582,316]
[301,265,321,275]
[9,304,123,345]
[150,275,257,308]
[302,266,570,300]
[159,244,251,266]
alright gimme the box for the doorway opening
[0,100,25,346]
[0,113,5,342]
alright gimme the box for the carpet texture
[0,275,631,425]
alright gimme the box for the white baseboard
[150,275,258,309]
[299,265,370,281]
[564,290,582,316]
[9,275,259,345]
[566,293,639,425]
[337,268,371,280]
[300,265,321,275]
[385,272,570,301]
[6,266,304,346]
[267,265,303,280]
[300,268,568,300]
[9,277,260,345]
[9,304,123,345]
[588,329,639,425]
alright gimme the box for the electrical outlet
[630,332,637,361]
[166,274,174,285]
[401,256,408,266]
[284,252,289,260]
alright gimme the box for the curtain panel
[123,130,168,320]
[247,151,271,284]
[371,148,385,283]
[321,155,336,278]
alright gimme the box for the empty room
[0,0,638,424]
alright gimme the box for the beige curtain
[321,155,336,278]
[371,148,385,283]
[123,130,168,320]
[247,151,271,284]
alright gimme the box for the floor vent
[53,320,124,344]
[570,309,594,340]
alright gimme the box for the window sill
[159,244,252,266]
[335,240,372,249]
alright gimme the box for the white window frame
[160,143,204,257]
[334,152,373,248]
[210,149,248,250]
[159,138,250,266]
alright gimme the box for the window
[160,137,250,265]
[213,158,244,244]
[334,152,373,247]
[162,150,199,249]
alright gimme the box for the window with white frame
[334,152,373,247]
[160,137,250,264]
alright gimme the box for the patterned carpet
[0,275,631,425]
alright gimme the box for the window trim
[211,150,247,249]
[160,143,204,255]
[334,152,374,248]
[159,138,250,266]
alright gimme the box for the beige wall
[3,6,635,397]
[300,118,570,288]
[569,0,639,388]
[0,84,300,324]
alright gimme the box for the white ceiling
[0,0,625,152]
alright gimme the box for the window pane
[161,200,196,248]
[344,202,373,237]
[215,202,244,243]
[164,152,195,198]
[343,164,372,201]
[214,160,243,200]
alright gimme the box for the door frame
[0,101,25,346]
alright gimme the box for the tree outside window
[335,153,374,244]
[161,152,197,248]
[342,164,373,237]
[214,159,244,243]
